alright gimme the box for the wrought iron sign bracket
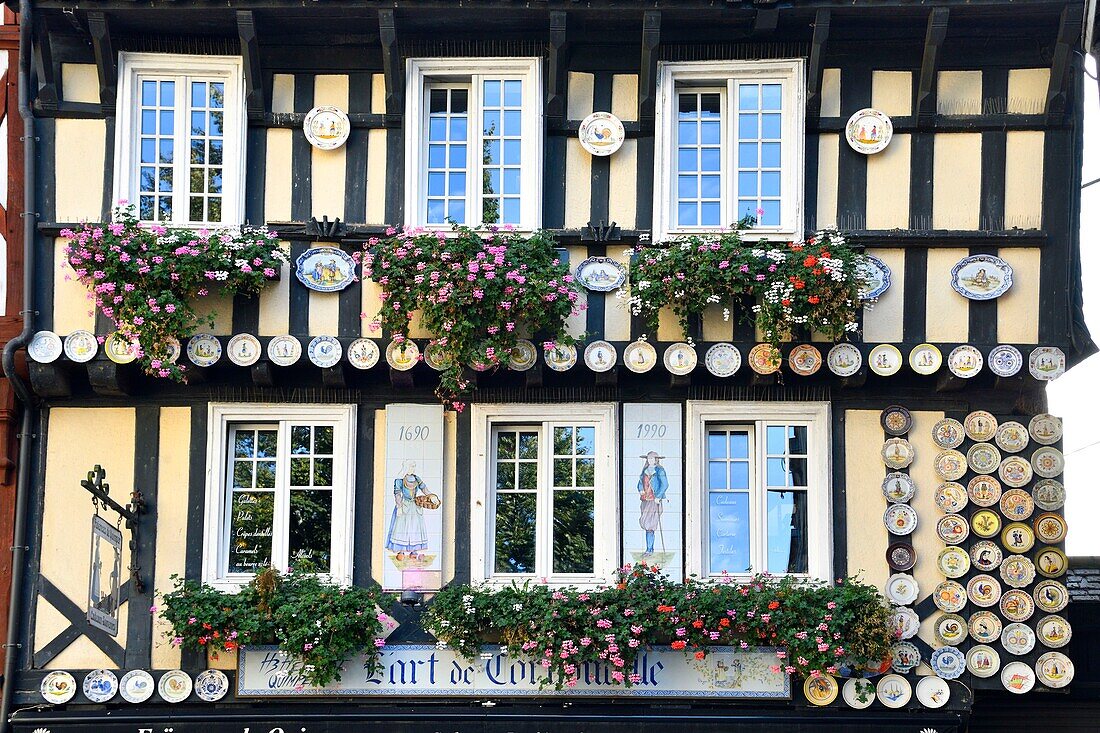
[81,464,147,592]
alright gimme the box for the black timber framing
[125,405,161,669]
[182,403,208,670]
[86,12,117,115]
[836,66,870,230]
[351,406,375,586]
[237,10,266,122]
[916,8,949,123]
[546,11,569,126]
[35,118,55,333]
[805,10,831,116]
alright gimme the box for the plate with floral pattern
[909,343,943,375]
[704,343,741,377]
[887,542,916,572]
[1034,580,1069,614]
[1035,547,1068,578]
[970,540,1003,572]
[1031,446,1064,478]
[999,489,1034,521]
[934,580,967,613]
[972,509,1002,538]
[1034,479,1066,511]
[934,482,968,513]
[882,438,915,469]
[967,442,1001,474]
[938,545,971,578]
[1029,414,1062,445]
[1001,522,1035,552]
[948,345,984,378]
[964,410,998,441]
[884,503,918,535]
[999,588,1035,622]
[937,515,970,546]
[1029,346,1065,381]
[195,669,230,702]
[967,645,1001,678]
[1037,614,1071,648]
[988,344,1024,377]
[1034,512,1067,544]
[882,472,916,503]
[967,475,1002,507]
[827,343,862,377]
[966,574,1002,608]
[842,678,876,709]
[748,343,782,374]
[868,344,903,376]
[1001,623,1036,656]
[880,405,913,436]
[28,330,63,363]
[969,611,1002,644]
[934,449,966,480]
[1000,555,1037,589]
[890,642,921,673]
[995,421,1030,453]
[623,340,658,373]
[788,344,822,376]
[999,455,1033,488]
[885,573,920,605]
[930,646,966,680]
[934,613,968,646]
[932,418,966,449]
[1001,661,1035,694]
[347,338,381,370]
[1036,651,1074,689]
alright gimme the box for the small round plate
[891,641,921,673]
[347,338,380,370]
[227,333,262,367]
[868,344,903,376]
[846,108,893,154]
[267,335,302,366]
[999,489,1034,521]
[934,482,968,513]
[972,509,1002,538]
[934,449,966,480]
[186,333,221,367]
[83,669,119,703]
[584,340,618,373]
[545,343,578,372]
[999,455,1033,488]
[966,574,1002,608]
[308,335,342,368]
[1002,522,1035,552]
[970,540,1003,572]
[704,343,741,377]
[988,344,1024,377]
[1034,580,1070,614]
[1029,346,1065,381]
[1001,623,1036,656]
[1035,546,1068,578]
[967,645,1001,678]
[999,588,1035,622]
[165,337,181,364]
[63,330,99,363]
[930,646,966,681]
[158,669,193,703]
[948,345,984,378]
[663,342,697,375]
[842,677,876,709]
[1001,661,1036,694]
[748,343,781,374]
[965,410,999,441]
[884,503,918,536]
[967,442,1001,474]
[934,612,968,646]
[876,674,912,709]
[887,542,916,572]
[28,330,63,363]
[881,405,913,436]
[883,438,915,469]
[882,472,916,503]
[508,339,538,371]
[1031,446,1064,478]
[119,669,155,703]
[803,674,839,706]
[303,105,351,150]
[788,344,822,376]
[1034,512,1067,544]
[909,343,943,375]
[387,340,420,371]
[195,668,230,702]
[423,343,448,371]
[938,545,971,578]
[935,580,967,612]
[41,670,77,704]
[892,606,921,640]
[932,418,966,449]
[1000,555,1037,590]
[937,515,970,546]
[885,573,919,605]
[969,611,1003,644]
[1036,651,1074,689]
[1033,479,1066,511]
[1037,614,1071,649]
[968,475,1002,508]
[827,343,862,377]
[623,340,658,373]
[995,421,1030,454]
[1029,414,1062,445]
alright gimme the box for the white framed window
[202,404,356,591]
[685,402,830,581]
[404,58,543,231]
[114,53,246,226]
[470,403,617,585]
[652,60,805,241]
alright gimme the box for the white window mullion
[537,421,553,579]
[469,75,484,227]
[725,78,736,229]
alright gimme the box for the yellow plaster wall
[307,251,342,336]
[820,69,841,117]
[816,134,839,229]
[997,247,1041,344]
[603,245,633,341]
[55,119,106,222]
[871,71,912,117]
[932,134,982,230]
[53,238,96,335]
[611,74,639,121]
[61,64,100,104]
[862,248,905,343]
[1008,68,1050,114]
[609,139,638,230]
[565,73,595,229]
[257,243,292,336]
[265,74,295,221]
[937,71,983,115]
[311,75,349,219]
[925,248,970,343]
[190,291,234,335]
[865,134,911,230]
[1004,131,1045,230]
[151,407,191,669]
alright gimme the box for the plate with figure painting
[63,329,99,363]
[891,642,921,674]
[868,344,903,376]
[227,333,262,367]
[663,342,697,375]
[186,334,221,367]
[964,410,999,442]
[882,472,916,503]
[967,645,1001,678]
[932,418,965,449]
[882,438,915,469]
[1029,414,1062,445]
[968,475,1002,508]
[892,606,921,640]
[1002,522,1035,553]
[294,246,356,292]
[705,343,742,377]
[909,343,942,375]
[386,340,420,371]
[1036,652,1074,689]
[995,421,1030,453]
[948,345,983,378]
[575,255,627,292]
[846,109,894,155]
[623,340,658,374]
[1037,615,1071,649]
[989,344,1024,377]
[827,343,862,377]
[584,340,618,373]
[1035,547,1068,578]
[969,611,1002,644]
[545,343,578,372]
[970,541,1003,572]
[951,254,1014,300]
[1029,347,1066,381]
[1034,479,1065,511]
[267,335,302,366]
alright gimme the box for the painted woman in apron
[385,462,430,559]
[637,451,668,557]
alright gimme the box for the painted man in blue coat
[637,451,668,557]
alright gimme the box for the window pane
[233,461,253,488]
[708,432,727,459]
[290,457,311,486]
[767,425,786,454]
[428,144,445,167]
[553,458,573,488]
[767,490,808,573]
[141,80,156,106]
[140,138,155,163]
[553,427,573,455]
[448,173,466,197]
[767,457,787,487]
[229,491,274,573]
[429,89,447,113]
[503,109,522,136]
[678,203,697,227]
[141,110,156,135]
[160,110,174,135]
[234,431,255,458]
[700,202,720,226]
[760,200,780,226]
[788,457,807,487]
[575,427,595,455]
[738,171,758,197]
[729,461,750,490]
[314,426,333,454]
[709,491,750,574]
[191,81,206,108]
[313,458,333,487]
[761,171,781,197]
[762,113,782,139]
[289,489,332,572]
[708,461,727,490]
[761,142,781,168]
[497,432,516,459]
[503,80,522,106]
[575,458,595,487]
[738,84,759,111]
[739,142,758,168]
[761,83,782,111]
[518,432,538,459]
[553,490,594,574]
[255,460,276,488]
[678,175,697,199]
[517,461,538,490]
[291,426,311,454]
[494,493,536,573]
[789,426,808,454]
[496,463,515,490]
[483,80,501,107]
[257,430,277,457]
[729,432,749,458]
[738,113,758,139]
[503,168,521,195]
[502,198,520,224]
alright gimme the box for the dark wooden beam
[805,9,831,116]
[546,11,568,125]
[379,9,403,125]
[916,8,949,121]
[237,10,266,122]
[32,14,58,112]
[86,12,116,115]
[638,10,661,123]
[752,8,779,35]
[1045,3,1082,120]
[87,361,136,397]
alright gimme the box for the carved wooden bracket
[805,10,831,115]
[379,9,404,126]
[916,8,950,121]
[546,11,569,124]
[1046,4,1082,121]
[237,11,266,122]
[87,12,116,115]
[639,11,661,123]
[582,220,621,243]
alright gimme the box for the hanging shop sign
[845,108,893,154]
[303,105,351,150]
[578,111,626,157]
[576,255,627,292]
[950,254,1014,300]
[295,246,358,292]
[87,515,123,636]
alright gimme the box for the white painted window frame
[470,402,618,587]
[685,401,831,582]
[113,52,246,227]
[404,57,543,232]
[652,59,805,243]
[202,403,357,592]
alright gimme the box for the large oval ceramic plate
[575,255,627,292]
[951,254,1013,300]
[294,245,357,292]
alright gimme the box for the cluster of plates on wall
[40,668,229,704]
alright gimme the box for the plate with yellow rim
[908,343,942,375]
[971,509,1002,538]
[803,674,839,706]
[1002,522,1035,552]
[1035,546,1068,578]
[868,344,903,376]
[1034,512,1067,544]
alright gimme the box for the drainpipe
[1,1,38,731]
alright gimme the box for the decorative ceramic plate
[965,410,998,442]
[876,674,912,709]
[892,606,921,640]
[267,335,302,366]
[420,343,447,371]
[386,340,420,371]
[934,613,968,646]
[308,335,342,368]
[1033,479,1066,511]
[83,669,119,703]
[948,345,984,378]
[846,108,893,155]
[842,678,876,709]
[545,343,578,372]
[186,333,221,367]
[827,343,862,377]
[937,545,971,578]
[868,344,903,376]
[103,332,138,364]
[965,575,1000,608]
[967,442,1001,474]
[882,438,915,469]
[951,254,1014,300]
[884,503,918,535]
[999,589,1035,622]
[347,338,380,370]
[886,542,916,572]
[935,580,968,612]
[882,472,916,503]
[1029,414,1062,445]
[195,669,230,702]
[1029,346,1065,381]
[1034,580,1070,614]
[226,333,262,367]
[931,418,965,450]
[41,670,77,704]
[1001,661,1035,694]
[1036,651,1074,689]
[880,405,913,436]
[999,489,1034,521]
[999,456,1033,488]
[1031,446,1064,478]
[969,611,1002,644]
[1001,522,1035,552]
[748,343,782,374]
[165,337,181,364]
[788,344,822,376]
[967,645,1001,678]
[890,641,921,673]
[885,573,920,605]
[930,646,966,680]
[1037,614,1071,648]
[1035,546,1068,578]
[584,340,618,373]
[803,674,839,706]
[933,449,966,480]
[663,342,697,375]
[294,245,356,291]
[970,540,1003,572]
[623,340,658,373]
[937,515,970,546]
[1001,623,1036,656]
[578,112,626,157]
[119,669,155,703]
[967,475,1002,508]
[935,482,968,513]
[507,340,538,371]
[575,255,627,292]
[704,343,741,377]
[908,343,942,375]
[158,669,193,703]
[1034,512,1067,544]
[988,344,1024,377]
[28,330,63,363]
[303,105,351,150]
[972,509,1002,538]
[63,329,99,363]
